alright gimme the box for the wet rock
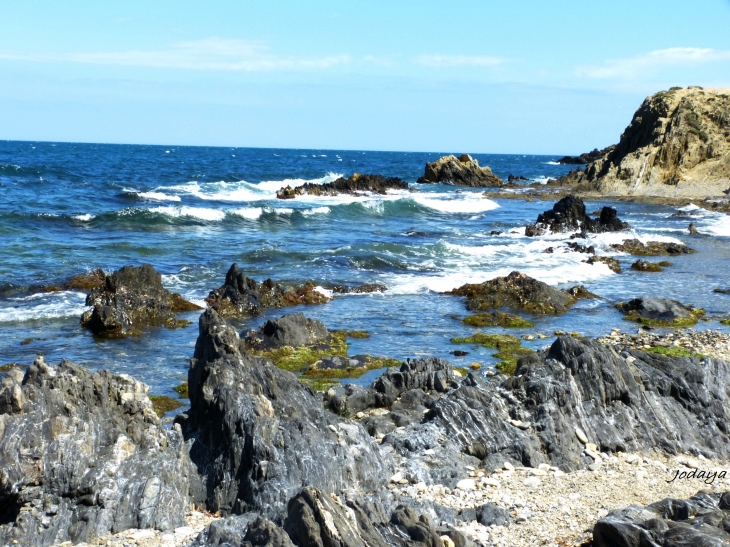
[616,297,704,327]
[81,264,201,338]
[631,260,669,272]
[507,174,528,182]
[243,313,331,351]
[585,255,622,273]
[714,288,730,295]
[205,264,331,318]
[611,239,695,256]
[476,503,511,527]
[330,283,388,294]
[277,174,408,199]
[688,222,700,235]
[462,311,535,328]
[566,242,596,254]
[417,155,503,187]
[447,271,589,315]
[65,268,106,291]
[593,491,730,547]
[0,357,192,546]
[527,195,630,235]
[175,309,392,517]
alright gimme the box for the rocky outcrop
[81,264,201,338]
[616,297,704,326]
[243,313,332,351]
[205,264,331,318]
[555,146,615,165]
[447,271,592,314]
[276,174,408,199]
[417,155,503,187]
[555,87,730,197]
[610,238,695,256]
[0,357,192,546]
[593,491,730,547]
[525,195,630,235]
[175,309,392,517]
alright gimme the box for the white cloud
[416,55,505,68]
[577,47,730,79]
[0,37,350,71]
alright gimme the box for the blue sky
[1,0,729,154]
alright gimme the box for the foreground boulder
[525,195,630,235]
[417,155,503,187]
[205,264,331,318]
[276,174,408,199]
[447,271,594,314]
[0,357,192,546]
[175,308,392,517]
[616,297,704,327]
[81,264,201,337]
[593,491,730,547]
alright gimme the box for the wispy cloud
[577,47,730,79]
[416,55,505,68]
[0,38,350,71]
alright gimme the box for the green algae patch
[341,330,370,339]
[251,331,349,372]
[451,333,534,376]
[620,309,705,328]
[301,378,340,392]
[149,395,184,417]
[20,338,34,345]
[173,382,189,399]
[164,318,193,329]
[645,346,705,358]
[721,319,730,326]
[302,355,401,379]
[454,367,470,377]
[463,311,535,329]
[0,363,21,373]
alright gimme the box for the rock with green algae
[463,311,535,328]
[447,271,597,315]
[611,239,695,256]
[149,395,184,417]
[645,346,705,358]
[585,255,622,273]
[303,355,401,379]
[615,297,705,327]
[173,382,189,398]
[451,333,535,375]
[631,260,671,272]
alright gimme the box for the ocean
[1,140,729,401]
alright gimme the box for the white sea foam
[0,291,88,323]
[313,286,333,298]
[230,207,264,220]
[301,206,331,216]
[545,161,561,165]
[412,194,500,214]
[137,191,181,202]
[149,206,225,221]
[72,214,96,221]
[705,215,730,236]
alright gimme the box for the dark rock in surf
[175,308,391,517]
[417,155,503,187]
[0,357,192,546]
[527,195,630,235]
[330,282,388,294]
[81,264,201,338]
[205,263,331,318]
[276,174,408,199]
[507,174,528,183]
[243,313,332,351]
[615,297,703,326]
[610,239,695,256]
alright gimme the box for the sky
[0,0,729,154]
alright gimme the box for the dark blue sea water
[1,140,729,406]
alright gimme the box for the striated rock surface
[0,357,192,546]
[276,174,408,199]
[593,491,730,547]
[555,87,730,197]
[175,308,392,517]
[446,271,590,315]
[525,195,630,235]
[81,264,201,338]
[417,155,503,187]
[205,264,331,318]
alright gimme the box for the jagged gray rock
[0,357,192,546]
[243,313,332,351]
[176,308,393,517]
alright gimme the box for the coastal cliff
[557,87,730,197]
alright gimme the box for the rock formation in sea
[524,195,630,235]
[555,146,616,165]
[205,263,331,318]
[417,155,503,187]
[554,87,730,197]
[0,357,193,546]
[81,264,201,338]
[276,174,408,199]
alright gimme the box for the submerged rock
[81,264,201,338]
[525,195,630,235]
[205,264,331,318]
[593,491,730,547]
[611,238,695,256]
[276,174,408,199]
[417,155,503,187]
[447,271,592,315]
[175,308,392,517]
[631,259,671,272]
[0,357,192,546]
[616,297,704,327]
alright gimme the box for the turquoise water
[1,140,729,401]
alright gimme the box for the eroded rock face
[447,271,587,315]
[205,264,331,318]
[175,309,392,517]
[417,155,503,187]
[276,174,408,199]
[525,195,630,236]
[81,264,201,338]
[593,491,730,547]
[555,87,730,197]
[0,357,192,546]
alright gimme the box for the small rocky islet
[3,87,730,547]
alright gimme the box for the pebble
[456,479,477,490]
[575,428,589,444]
